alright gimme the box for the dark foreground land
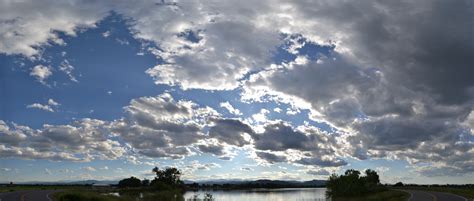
[0,190,60,201]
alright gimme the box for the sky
[0,0,473,184]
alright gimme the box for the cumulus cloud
[110,93,217,159]
[0,0,109,57]
[240,0,473,175]
[29,65,52,85]
[220,102,242,116]
[208,118,254,147]
[0,119,125,162]
[255,151,287,164]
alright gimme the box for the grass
[332,190,410,201]
[393,186,474,199]
[53,189,185,201]
[54,190,125,201]
[0,185,89,193]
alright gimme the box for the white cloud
[220,102,242,116]
[27,98,60,112]
[82,166,97,172]
[251,109,270,124]
[48,99,60,106]
[59,60,78,82]
[102,31,111,38]
[29,65,52,85]
[27,103,54,112]
[0,0,109,57]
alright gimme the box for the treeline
[326,169,386,197]
[186,180,325,190]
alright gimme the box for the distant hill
[185,179,326,187]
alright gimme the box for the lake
[183,188,329,201]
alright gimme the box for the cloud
[220,102,242,116]
[0,0,109,57]
[110,93,217,159]
[27,98,60,112]
[241,167,253,171]
[208,118,254,147]
[29,65,52,85]
[59,60,78,82]
[240,0,474,174]
[306,169,330,176]
[82,166,97,172]
[48,99,60,106]
[0,118,125,162]
[183,161,221,173]
[255,151,287,164]
[26,103,54,112]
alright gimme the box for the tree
[364,169,380,184]
[326,169,386,198]
[142,179,150,186]
[394,182,404,187]
[118,177,142,188]
[151,167,183,186]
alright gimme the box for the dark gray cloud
[197,143,226,156]
[255,151,287,164]
[208,118,254,147]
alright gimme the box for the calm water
[183,188,329,201]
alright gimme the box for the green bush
[327,169,386,198]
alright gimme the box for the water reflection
[183,188,329,201]
[106,188,329,201]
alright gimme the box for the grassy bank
[332,190,410,201]
[394,186,474,199]
[0,185,90,193]
[53,189,185,201]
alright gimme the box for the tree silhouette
[151,167,183,186]
[326,169,385,197]
[118,176,142,188]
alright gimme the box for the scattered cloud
[220,102,242,116]
[82,166,97,172]
[30,65,52,85]
[27,103,54,112]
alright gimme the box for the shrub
[326,169,386,198]
[118,177,142,188]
